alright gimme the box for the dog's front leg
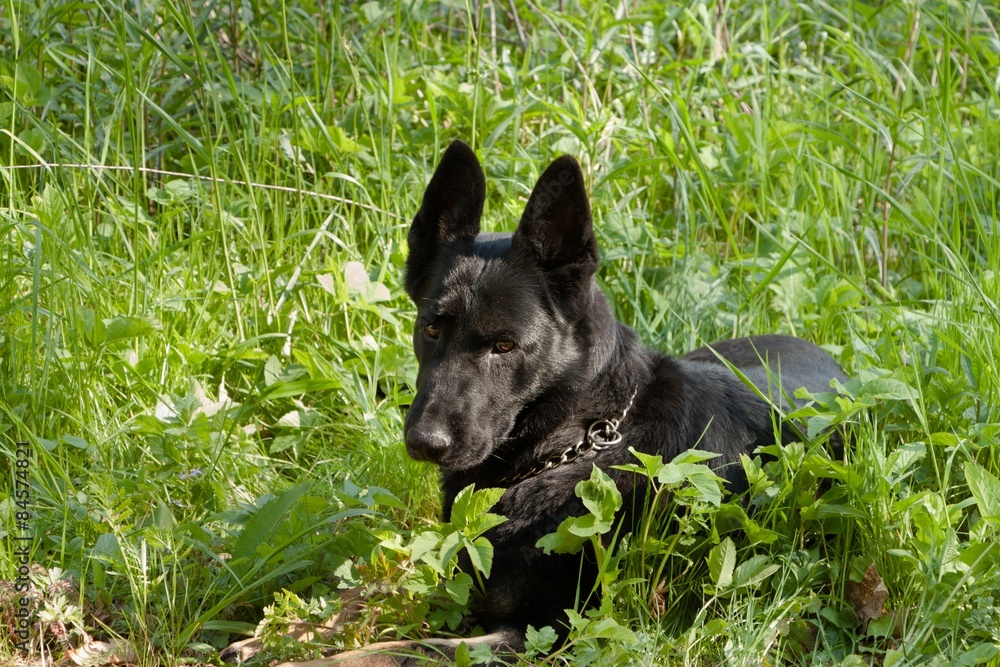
[219,586,366,663]
[272,628,524,667]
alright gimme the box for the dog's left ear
[513,155,599,314]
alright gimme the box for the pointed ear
[512,155,599,314]
[514,155,597,269]
[406,141,485,297]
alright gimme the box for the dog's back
[683,334,848,410]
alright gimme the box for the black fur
[404,141,848,641]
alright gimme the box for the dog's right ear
[405,141,485,297]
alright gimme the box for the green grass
[2,0,999,664]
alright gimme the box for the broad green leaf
[466,512,507,536]
[466,536,494,578]
[957,642,999,665]
[90,533,124,565]
[708,538,736,589]
[859,377,916,401]
[959,541,996,569]
[813,504,871,521]
[567,512,604,538]
[965,460,1000,521]
[104,316,154,343]
[264,355,283,386]
[372,489,407,510]
[536,515,589,555]
[0,62,42,105]
[807,413,837,440]
[732,555,780,591]
[449,485,505,533]
[231,483,310,567]
[578,466,622,526]
[537,467,622,554]
[259,378,342,400]
[586,617,637,642]
[401,565,437,596]
[524,625,558,656]
[409,531,442,563]
[468,643,495,664]
[376,530,406,551]
[656,461,724,505]
[625,447,664,478]
[453,640,471,667]
[59,435,90,450]
[438,530,464,570]
[671,449,721,465]
[883,649,906,667]
[445,572,473,605]
[18,127,46,154]
[269,434,300,454]
[702,618,728,636]
[76,306,106,346]
[688,470,724,506]
[929,432,960,448]
[150,503,176,530]
[330,124,359,153]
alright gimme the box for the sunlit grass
[1,0,999,664]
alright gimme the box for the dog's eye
[493,340,515,354]
[424,324,440,340]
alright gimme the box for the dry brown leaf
[846,561,889,630]
[66,638,137,666]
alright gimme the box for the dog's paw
[270,631,522,667]
[273,641,432,666]
[219,635,264,663]
[220,586,368,663]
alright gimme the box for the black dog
[401,140,846,652]
[241,142,847,667]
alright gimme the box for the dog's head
[403,141,607,471]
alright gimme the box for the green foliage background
[1,0,999,664]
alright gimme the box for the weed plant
[1,0,999,665]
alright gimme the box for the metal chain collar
[503,388,638,485]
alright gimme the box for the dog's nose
[405,428,450,462]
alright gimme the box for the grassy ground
[2,0,999,664]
